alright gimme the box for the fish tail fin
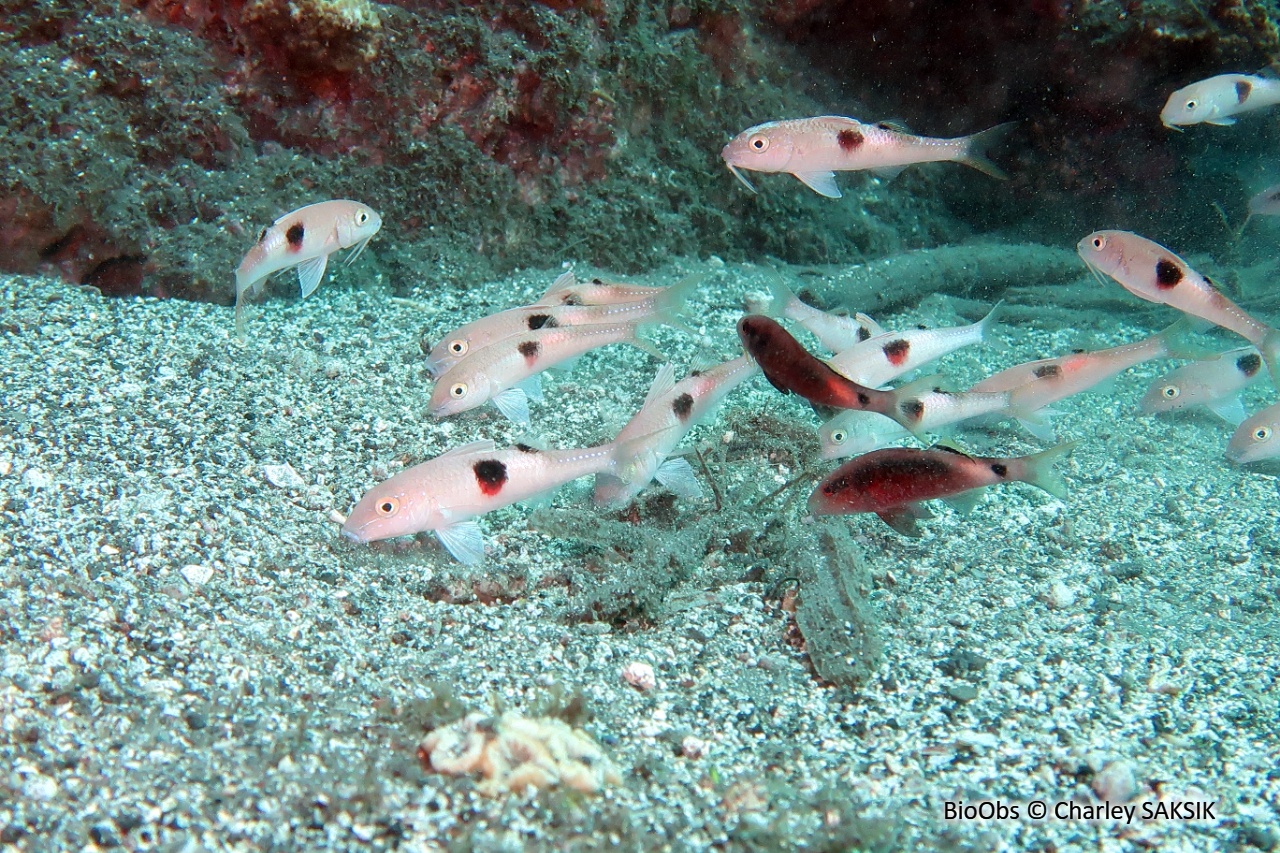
[1016,439,1080,501]
[957,121,1016,180]
[653,272,705,322]
[764,277,798,317]
[1261,328,1280,388]
[976,299,1004,346]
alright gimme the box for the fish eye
[357,210,369,224]
[1185,99,1197,111]
[1091,235,1106,250]
[375,497,400,517]
[748,134,769,152]
[449,340,468,356]
[1162,386,1180,399]
[1254,426,1272,442]
[830,429,847,444]
[450,382,468,399]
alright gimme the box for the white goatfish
[1077,230,1280,385]
[1141,347,1265,424]
[429,322,665,424]
[594,355,758,506]
[341,440,619,563]
[744,277,882,353]
[1160,74,1280,128]
[534,270,671,307]
[1227,401,1280,464]
[426,274,698,378]
[721,116,1014,198]
[827,303,1000,389]
[235,200,382,336]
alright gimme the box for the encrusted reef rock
[418,712,622,796]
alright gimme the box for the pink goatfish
[534,270,671,307]
[721,116,1014,198]
[342,439,620,562]
[1077,230,1280,385]
[1160,74,1280,128]
[235,200,381,336]
[594,355,758,506]
[1227,401,1280,464]
[744,278,882,353]
[1141,347,1265,425]
[426,274,698,378]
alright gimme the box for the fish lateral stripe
[473,459,508,496]
[286,222,305,251]
[1154,258,1183,288]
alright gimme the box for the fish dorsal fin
[793,170,842,198]
[687,349,722,375]
[930,441,973,459]
[854,312,884,337]
[895,373,948,397]
[438,439,499,460]
[642,362,679,407]
[435,521,485,565]
[875,119,913,133]
[540,269,577,299]
[296,254,329,298]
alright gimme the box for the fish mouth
[726,162,758,194]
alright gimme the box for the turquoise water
[2,2,1278,850]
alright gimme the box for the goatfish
[744,278,883,353]
[1227,400,1280,464]
[341,439,620,563]
[827,303,1000,389]
[1141,347,1265,425]
[1159,74,1280,128]
[235,200,381,336]
[426,273,699,378]
[429,321,665,424]
[534,270,671,307]
[808,443,1076,537]
[721,116,1015,198]
[1077,230,1280,386]
[594,355,758,506]
[737,314,910,428]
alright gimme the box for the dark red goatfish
[808,443,1075,537]
[737,314,904,421]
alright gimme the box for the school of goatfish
[230,70,1280,563]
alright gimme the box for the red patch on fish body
[837,128,864,151]
[285,222,305,251]
[882,338,910,366]
[473,459,508,496]
[810,448,988,515]
[518,340,540,366]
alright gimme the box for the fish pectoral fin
[296,254,329,298]
[435,521,486,565]
[1015,409,1059,443]
[515,374,544,403]
[1207,395,1248,425]
[492,387,532,425]
[654,456,703,500]
[791,170,842,198]
[876,504,930,537]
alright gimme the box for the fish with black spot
[808,443,1076,537]
[1160,73,1280,128]
[425,271,699,378]
[1141,346,1265,425]
[594,355,759,507]
[341,439,622,563]
[721,116,1014,198]
[234,200,381,337]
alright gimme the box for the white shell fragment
[181,564,214,586]
[262,463,307,490]
[621,661,657,691]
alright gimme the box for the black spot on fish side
[518,340,540,362]
[1238,352,1263,377]
[514,443,539,453]
[473,459,508,496]
[857,326,871,343]
[857,392,870,407]
[882,339,911,366]
[1236,79,1252,104]
[286,222,305,249]
[1034,364,1063,380]
[837,129,864,151]
[901,399,925,422]
[672,393,694,421]
[990,463,1008,478]
[527,314,557,330]
[1154,258,1183,288]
